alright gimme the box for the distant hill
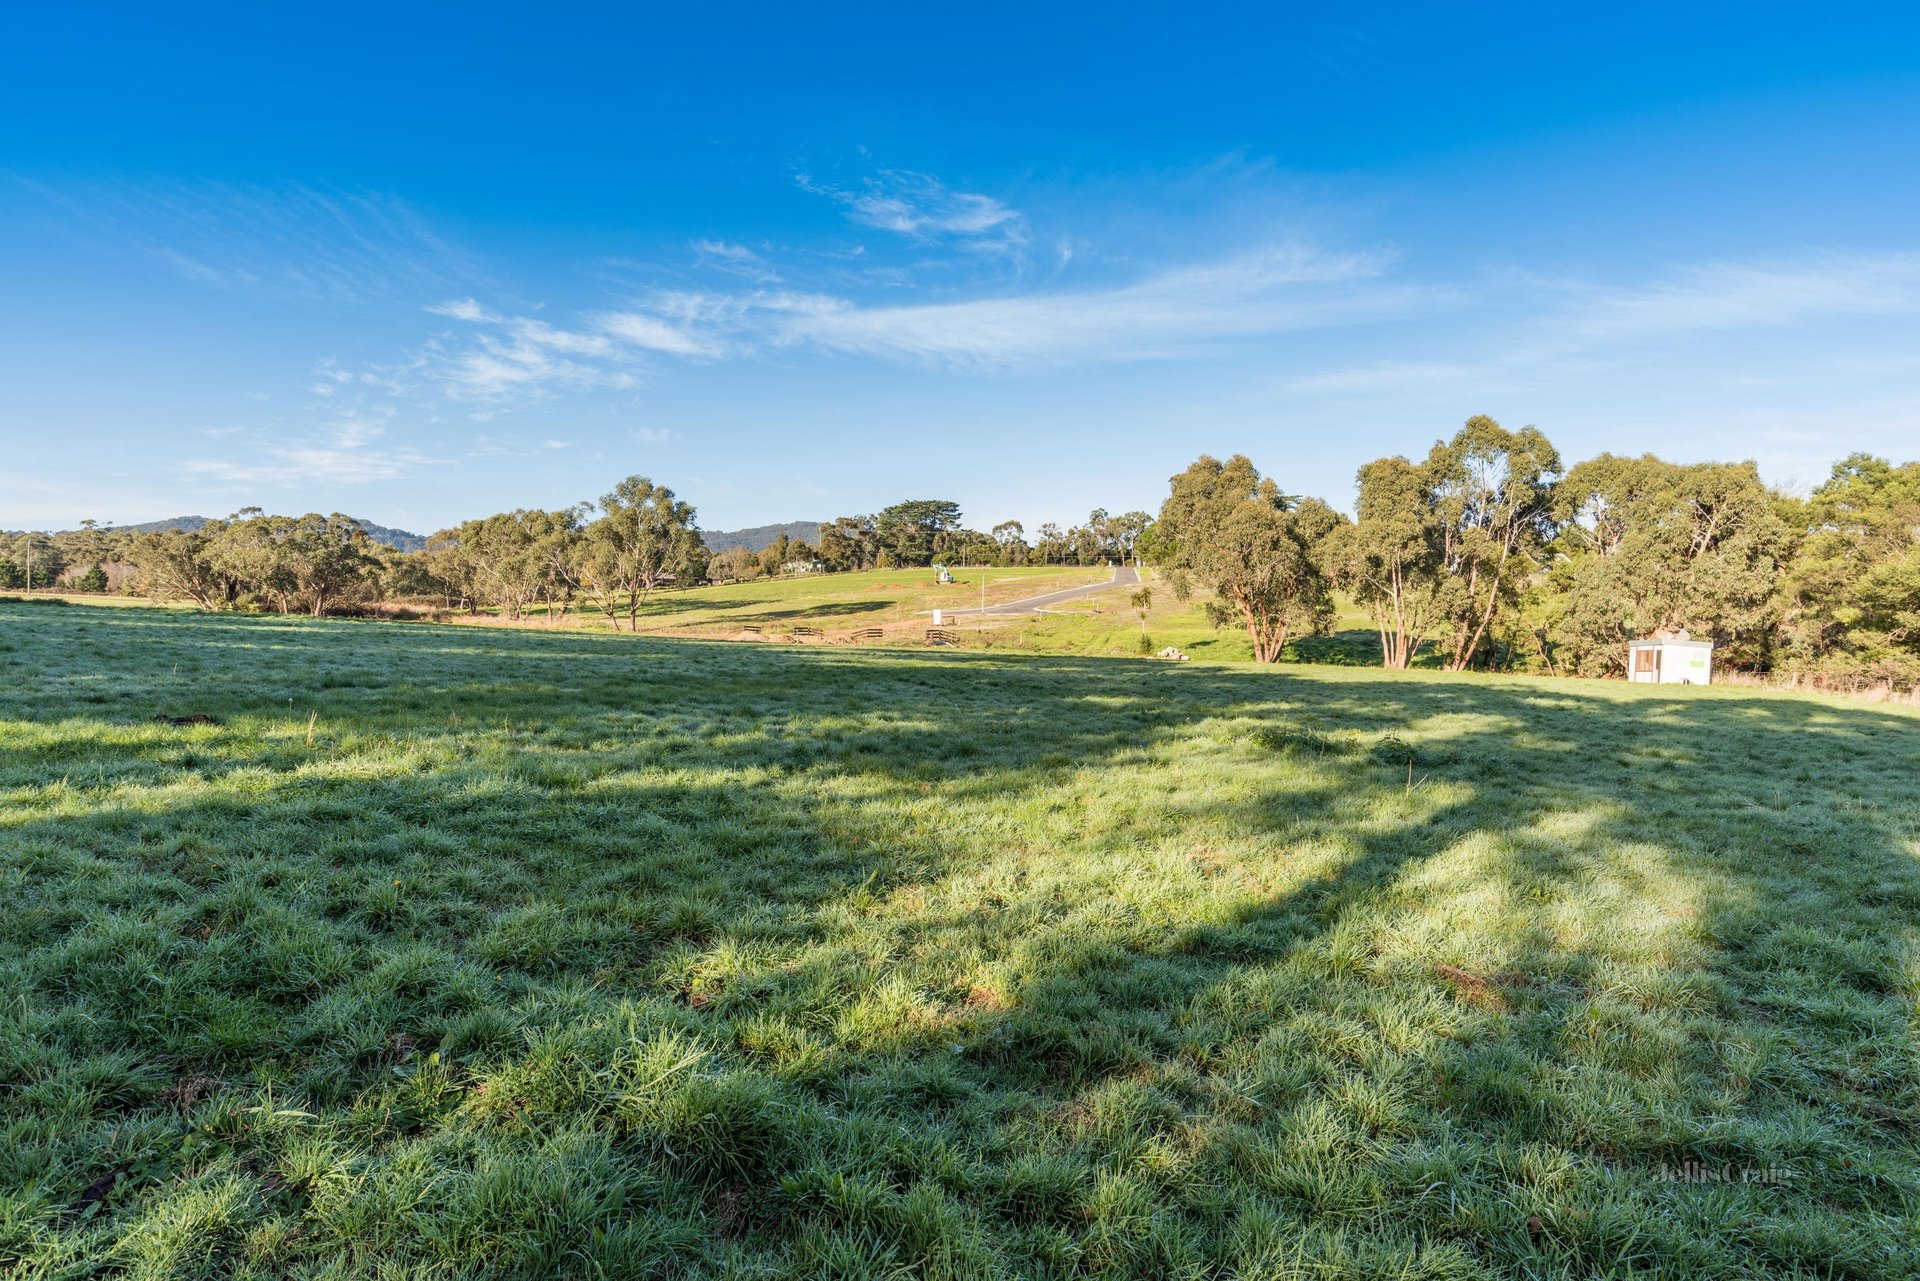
[699,521,821,553]
[346,521,428,553]
[23,515,429,553]
[119,515,215,535]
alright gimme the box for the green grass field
[3,601,1917,1278]
[585,566,1383,664]
[975,573,1387,665]
[464,566,1111,638]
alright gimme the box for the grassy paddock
[976,573,1387,664]
[1,602,1917,1278]
[453,565,1112,637]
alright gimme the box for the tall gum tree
[1156,454,1341,663]
[1550,454,1784,674]
[1424,416,1562,671]
[580,477,706,630]
[1335,456,1443,669]
[1781,453,1920,681]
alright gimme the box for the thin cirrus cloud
[595,310,724,359]
[797,168,1028,253]
[420,299,633,401]
[774,245,1413,365]
[690,239,782,283]
[12,176,476,303]
[183,410,431,487]
[1557,252,1920,343]
[410,241,1415,404]
[1285,251,1920,398]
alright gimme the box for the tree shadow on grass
[4,603,1919,1276]
[724,599,893,624]
[913,669,1920,1275]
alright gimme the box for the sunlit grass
[2,602,1916,1278]
[457,564,1111,637]
[979,570,1387,663]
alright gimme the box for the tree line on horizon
[12,417,1918,686]
[10,495,1157,624]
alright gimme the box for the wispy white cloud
[13,177,478,303]
[403,243,1418,391]
[798,168,1028,253]
[408,293,740,405]
[419,300,634,402]
[1556,252,1920,343]
[691,238,781,283]
[595,310,722,358]
[772,244,1413,366]
[424,297,494,323]
[182,409,430,487]
[1285,251,1920,399]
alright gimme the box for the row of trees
[424,477,706,629]
[122,479,709,628]
[61,485,1150,619]
[1156,417,1920,683]
[1,524,117,592]
[129,511,389,616]
[805,502,1154,573]
[28,424,1920,685]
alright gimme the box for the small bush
[1251,722,1337,756]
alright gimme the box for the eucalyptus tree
[1156,454,1342,663]
[817,517,877,572]
[988,520,1027,566]
[278,513,380,616]
[1335,456,1445,669]
[1550,454,1785,674]
[126,522,240,609]
[1779,454,1920,679]
[1109,511,1154,564]
[450,507,586,620]
[579,476,706,629]
[875,499,962,566]
[1424,416,1562,670]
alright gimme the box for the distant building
[1627,630,1714,685]
[783,559,825,575]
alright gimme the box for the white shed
[1627,632,1714,685]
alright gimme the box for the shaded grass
[1,602,1917,1278]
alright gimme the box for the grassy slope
[484,566,1111,637]
[2,602,1917,1279]
[979,571,1388,665]
[599,566,1384,663]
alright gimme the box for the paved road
[949,564,1141,616]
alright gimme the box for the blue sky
[5,2,1920,534]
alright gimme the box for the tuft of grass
[2,600,1918,1278]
